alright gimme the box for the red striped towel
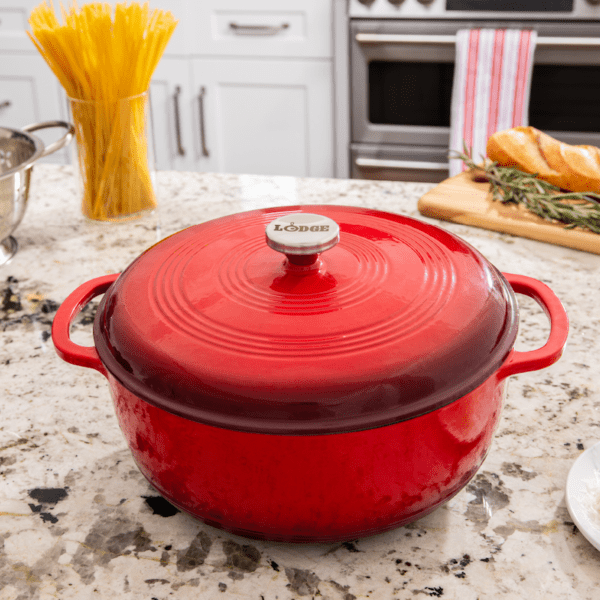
[449,29,537,177]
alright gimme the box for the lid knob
[266,213,340,268]
[265,213,340,257]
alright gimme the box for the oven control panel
[350,0,600,19]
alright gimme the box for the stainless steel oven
[349,0,600,182]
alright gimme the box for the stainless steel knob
[266,214,340,256]
[416,0,435,5]
[266,213,340,268]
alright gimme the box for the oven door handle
[355,33,600,47]
[356,157,449,171]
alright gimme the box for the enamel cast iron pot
[52,206,568,542]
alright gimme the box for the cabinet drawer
[0,3,33,51]
[189,0,332,58]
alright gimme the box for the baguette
[486,126,600,194]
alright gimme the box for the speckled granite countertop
[1,164,599,600]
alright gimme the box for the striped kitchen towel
[449,29,537,177]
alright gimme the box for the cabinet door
[150,58,195,171]
[191,58,334,178]
[0,53,69,164]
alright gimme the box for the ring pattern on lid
[95,205,518,435]
[147,214,456,358]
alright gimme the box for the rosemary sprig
[451,147,600,234]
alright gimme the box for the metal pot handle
[21,120,74,158]
[497,273,569,379]
[51,273,120,377]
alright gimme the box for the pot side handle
[497,273,569,380]
[21,120,74,158]
[51,274,120,377]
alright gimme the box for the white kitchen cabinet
[0,1,37,52]
[186,0,335,177]
[4,0,336,176]
[1,1,70,165]
[191,58,334,178]
[0,53,69,164]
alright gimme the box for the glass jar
[68,91,156,221]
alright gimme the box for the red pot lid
[94,205,518,434]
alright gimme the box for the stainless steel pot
[0,121,74,265]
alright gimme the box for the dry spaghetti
[28,1,177,220]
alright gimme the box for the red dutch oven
[52,206,568,542]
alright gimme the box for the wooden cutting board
[417,170,600,255]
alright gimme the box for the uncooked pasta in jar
[28,1,177,220]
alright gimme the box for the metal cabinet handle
[0,101,10,110]
[230,22,289,36]
[356,33,600,47]
[356,157,449,171]
[198,87,209,158]
[173,85,185,156]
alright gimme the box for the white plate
[566,440,600,552]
